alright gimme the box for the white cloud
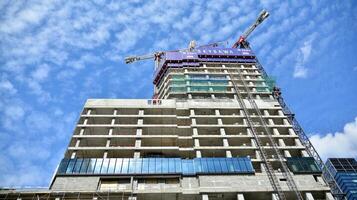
[0,79,17,95]
[31,64,50,81]
[310,117,357,161]
[293,40,313,78]
[293,65,308,78]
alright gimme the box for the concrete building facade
[1,47,334,200]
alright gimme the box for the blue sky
[0,0,356,187]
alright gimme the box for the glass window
[57,159,69,174]
[149,158,156,173]
[226,158,235,173]
[162,158,169,173]
[101,159,109,174]
[194,159,202,173]
[175,158,182,173]
[207,159,215,173]
[182,160,194,175]
[94,159,103,174]
[107,159,116,174]
[213,158,222,173]
[73,159,83,174]
[128,159,135,174]
[121,159,129,174]
[201,158,208,173]
[115,158,122,173]
[135,159,142,174]
[66,159,76,174]
[168,158,176,173]
[80,159,90,174]
[232,158,241,172]
[219,158,228,173]
[142,159,149,174]
[155,158,162,174]
[87,159,96,174]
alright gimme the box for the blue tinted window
[73,159,83,173]
[168,158,175,173]
[121,159,129,174]
[194,159,202,173]
[107,159,116,174]
[94,159,103,174]
[128,159,136,174]
[80,159,90,174]
[175,158,182,173]
[182,160,194,175]
[87,159,96,174]
[101,159,109,174]
[135,159,142,174]
[232,158,241,172]
[219,158,228,173]
[115,159,122,173]
[213,159,222,173]
[155,158,162,174]
[226,158,235,173]
[58,159,69,174]
[207,159,215,173]
[142,159,149,174]
[200,158,208,172]
[149,158,156,173]
[66,159,76,174]
[162,158,169,173]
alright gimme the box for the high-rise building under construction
[0,10,339,200]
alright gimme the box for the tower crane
[232,10,269,48]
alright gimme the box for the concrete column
[135,140,141,148]
[211,94,215,99]
[194,139,200,147]
[264,110,270,116]
[278,110,284,116]
[268,119,275,125]
[284,150,291,157]
[217,118,223,125]
[192,118,197,125]
[75,139,80,147]
[294,138,302,146]
[193,128,198,136]
[226,151,232,158]
[301,150,309,157]
[237,193,245,200]
[196,151,202,158]
[278,139,286,147]
[220,128,226,136]
[325,192,334,200]
[133,152,140,158]
[103,151,108,158]
[272,193,279,200]
[251,139,256,147]
[106,139,110,147]
[305,192,315,200]
[215,109,220,115]
[128,197,137,200]
[190,109,195,116]
[137,119,143,125]
[223,138,229,147]
[288,128,296,135]
[202,194,209,200]
[283,119,290,125]
[273,128,280,135]
[71,152,76,159]
[79,128,85,135]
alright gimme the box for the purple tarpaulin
[153,47,256,85]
